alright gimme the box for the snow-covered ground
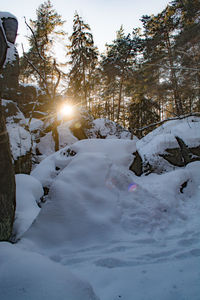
[0,118,200,300]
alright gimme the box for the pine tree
[172,0,200,113]
[140,1,200,117]
[141,6,184,116]
[100,27,141,124]
[67,13,98,109]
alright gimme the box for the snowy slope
[1,118,200,300]
[0,243,99,300]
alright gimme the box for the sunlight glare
[60,104,74,117]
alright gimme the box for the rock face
[129,117,200,176]
[0,12,18,241]
[2,100,32,174]
[0,99,16,241]
[0,13,19,100]
[17,84,51,120]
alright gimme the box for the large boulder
[130,116,200,175]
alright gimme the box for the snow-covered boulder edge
[130,116,200,175]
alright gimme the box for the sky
[1,0,170,56]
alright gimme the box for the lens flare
[128,182,138,192]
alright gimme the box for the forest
[19,0,200,135]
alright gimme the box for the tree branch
[21,44,49,96]
[24,17,45,62]
[133,112,200,134]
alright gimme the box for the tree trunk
[165,33,183,116]
[0,98,16,241]
[117,78,123,122]
[52,115,59,152]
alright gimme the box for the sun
[60,104,74,117]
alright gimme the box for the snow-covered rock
[1,117,200,300]
[2,99,32,173]
[36,122,78,157]
[35,115,132,158]
[0,12,19,98]
[68,108,133,140]
[92,118,133,139]
[23,138,200,249]
[12,174,43,241]
[17,136,200,300]
[130,116,200,175]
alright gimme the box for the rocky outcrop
[0,13,19,100]
[129,117,200,176]
[129,151,143,176]
[2,100,32,174]
[69,109,133,140]
[91,118,132,139]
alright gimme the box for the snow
[31,148,74,188]
[1,117,200,300]
[71,138,136,168]
[0,12,17,20]
[4,41,18,65]
[29,118,44,132]
[36,122,78,156]
[6,122,31,160]
[0,243,99,300]
[12,174,43,240]
[3,100,31,160]
[92,118,133,139]
[136,116,200,172]
[137,116,200,158]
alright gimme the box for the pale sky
[1,0,170,56]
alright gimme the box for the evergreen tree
[67,13,98,109]
[100,27,140,124]
[141,6,184,116]
[140,0,200,116]
[172,0,200,113]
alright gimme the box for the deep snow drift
[0,117,200,300]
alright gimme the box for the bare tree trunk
[52,116,59,152]
[117,76,124,122]
[112,93,115,121]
